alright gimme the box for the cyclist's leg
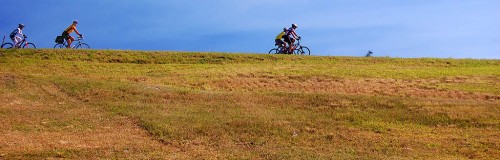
[282,35,289,54]
[62,32,71,48]
[67,36,74,48]
[280,40,286,53]
[274,39,280,46]
[13,36,22,48]
[290,38,296,53]
[275,39,284,53]
[283,36,292,54]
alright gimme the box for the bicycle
[1,35,36,49]
[269,37,310,55]
[365,50,373,57]
[53,36,90,49]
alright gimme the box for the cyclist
[10,24,25,48]
[275,27,288,53]
[284,24,300,54]
[61,20,83,48]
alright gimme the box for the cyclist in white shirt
[284,24,300,53]
[10,24,25,48]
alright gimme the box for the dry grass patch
[0,73,183,159]
[207,75,499,101]
[99,84,499,159]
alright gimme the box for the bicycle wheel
[301,46,310,55]
[270,46,286,54]
[23,43,36,49]
[294,46,311,55]
[76,43,90,49]
[269,48,279,54]
[1,43,13,49]
[53,43,65,49]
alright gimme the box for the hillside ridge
[0,49,499,159]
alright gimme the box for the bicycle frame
[12,37,27,48]
[54,36,89,49]
[61,37,83,48]
[15,37,28,48]
[287,38,302,53]
[20,37,28,46]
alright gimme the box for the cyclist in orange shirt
[62,20,83,48]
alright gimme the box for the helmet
[19,24,25,28]
[283,27,288,31]
[292,24,298,28]
[73,20,79,24]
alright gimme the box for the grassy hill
[0,49,499,159]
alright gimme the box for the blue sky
[1,0,498,59]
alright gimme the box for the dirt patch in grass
[0,117,177,158]
[210,75,499,101]
[0,74,183,159]
[0,73,18,90]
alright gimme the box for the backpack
[55,36,64,44]
[10,29,18,38]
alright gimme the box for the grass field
[0,49,499,159]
